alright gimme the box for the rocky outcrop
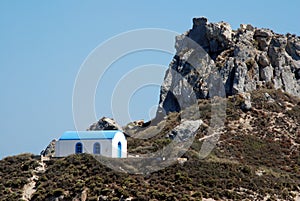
[87,117,123,131]
[158,17,300,114]
[239,92,252,111]
[41,139,56,157]
[166,119,203,140]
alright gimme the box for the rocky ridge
[158,17,300,114]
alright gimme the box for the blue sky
[0,0,299,159]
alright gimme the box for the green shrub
[52,188,64,197]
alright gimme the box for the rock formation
[158,17,300,114]
[87,117,123,131]
[41,139,56,157]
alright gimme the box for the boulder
[87,117,123,131]
[167,120,202,142]
[239,92,252,111]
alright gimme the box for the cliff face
[158,17,300,114]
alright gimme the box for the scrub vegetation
[0,89,299,200]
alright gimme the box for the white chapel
[55,130,127,158]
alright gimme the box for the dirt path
[21,157,46,201]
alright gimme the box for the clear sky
[0,0,299,159]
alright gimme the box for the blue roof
[59,130,121,140]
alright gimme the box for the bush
[52,188,64,197]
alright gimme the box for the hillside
[0,89,299,200]
[0,18,300,200]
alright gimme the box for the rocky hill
[158,17,300,114]
[0,18,300,201]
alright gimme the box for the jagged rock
[167,120,203,141]
[254,29,273,51]
[87,117,123,131]
[158,17,300,114]
[189,17,233,60]
[254,29,273,38]
[260,65,273,82]
[239,92,252,111]
[239,24,255,32]
[257,52,270,67]
[41,139,56,157]
[286,36,300,60]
